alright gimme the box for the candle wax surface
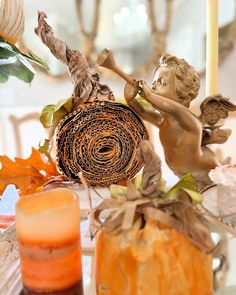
[16,188,81,246]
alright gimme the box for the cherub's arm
[124,82,162,128]
[141,80,201,133]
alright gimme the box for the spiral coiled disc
[56,100,149,187]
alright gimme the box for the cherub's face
[152,65,179,102]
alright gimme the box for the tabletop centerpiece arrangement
[35,11,149,188]
[91,140,214,295]
[1,0,236,294]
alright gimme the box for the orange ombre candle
[16,188,84,295]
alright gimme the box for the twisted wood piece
[35,11,114,108]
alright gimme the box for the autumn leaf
[0,148,60,197]
[0,156,44,196]
[15,148,59,179]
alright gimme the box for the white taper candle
[206,0,219,96]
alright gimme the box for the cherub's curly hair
[156,54,200,107]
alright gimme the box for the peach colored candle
[16,188,84,295]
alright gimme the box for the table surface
[3,264,236,295]
[1,185,236,294]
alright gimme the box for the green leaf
[165,174,198,200]
[0,47,16,58]
[160,178,167,191]
[0,71,8,83]
[0,39,17,55]
[38,139,53,163]
[17,53,35,74]
[0,38,48,83]
[38,139,50,154]
[40,97,74,129]
[134,174,166,193]
[21,49,49,70]
[110,173,202,204]
[0,57,34,83]
[0,39,35,83]
[2,39,49,70]
[0,56,17,65]
[134,174,142,191]
[0,42,18,67]
[110,184,127,200]
[182,187,203,203]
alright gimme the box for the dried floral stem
[137,140,162,198]
[35,11,114,107]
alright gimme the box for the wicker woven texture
[56,100,149,187]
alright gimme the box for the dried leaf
[91,140,212,252]
[0,148,60,197]
[136,140,162,198]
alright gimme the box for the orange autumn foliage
[0,148,60,196]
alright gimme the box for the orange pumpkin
[95,219,212,295]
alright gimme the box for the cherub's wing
[201,127,232,146]
[199,94,236,126]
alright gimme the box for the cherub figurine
[123,54,236,188]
